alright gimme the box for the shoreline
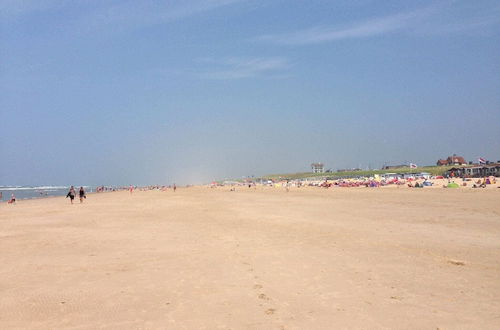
[2,180,499,205]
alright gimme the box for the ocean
[0,186,94,202]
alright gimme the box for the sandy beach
[1,187,499,329]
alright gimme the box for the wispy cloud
[0,0,61,18]
[98,1,244,27]
[415,3,500,36]
[197,57,289,80]
[1,0,251,32]
[257,2,500,45]
[72,0,250,34]
[258,10,427,45]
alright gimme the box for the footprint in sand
[265,308,276,315]
[258,293,270,301]
[253,284,263,289]
[448,259,466,266]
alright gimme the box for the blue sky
[1,0,499,185]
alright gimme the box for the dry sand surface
[1,187,500,329]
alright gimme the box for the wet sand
[1,187,499,329]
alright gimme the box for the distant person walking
[66,186,76,204]
[79,187,86,203]
[129,185,134,194]
[173,184,177,192]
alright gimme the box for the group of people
[472,177,496,188]
[66,186,86,204]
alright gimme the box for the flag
[478,157,486,164]
[409,163,417,168]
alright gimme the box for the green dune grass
[260,165,455,180]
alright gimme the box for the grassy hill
[260,165,455,180]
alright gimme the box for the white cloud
[1,0,250,31]
[415,4,500,36]
[198,57,289,80]
[0,0,61,18]
[256,2,500,45]
[258,10,425,45]
[84,0,246,28]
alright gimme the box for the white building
[311,163,325,173]
[381,173,402,180]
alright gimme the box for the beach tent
[446,182,459,188]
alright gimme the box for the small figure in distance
[66,186,76,204]
[79,187,86,203]
[173,184,177,192]
[8,193,16,204]
[129,185,133,194]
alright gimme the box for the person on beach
[173,184,176,192]
[129,185,133,194]
[66,186,76,204]
[79,187,86,203]
[7,193,16,204]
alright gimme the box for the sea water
[0,186,94,201]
